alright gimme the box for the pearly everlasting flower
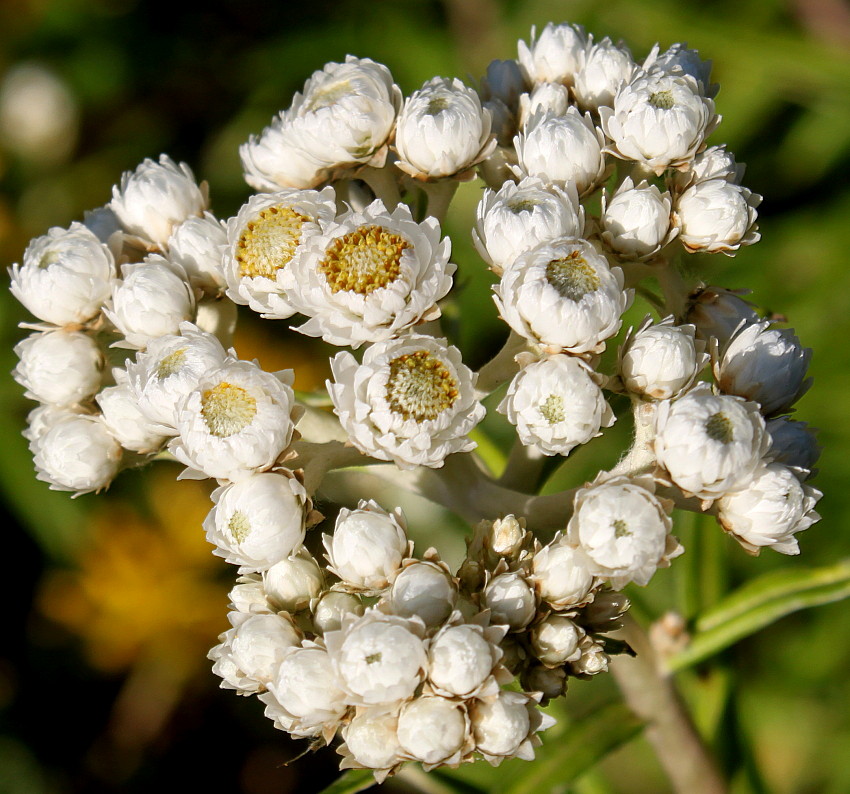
[328,334,484,469]
[324,500,410,591]
[284,199,454,346]
[498,355,615,455]
[31,414,122,494]
[473,177,584,274]
[96,383,166,453]
[646,42,717,98]
[169,359,297,481]
[166,212,227,295]
[530,615,584,666]
[673,144,745,190]
[513,108,607,197]
[264,550,324,612]
[428,623,505,698]
[13,329,102,406]
[313,592,365,635]
[482,572,536,630]
[618,316,708,400]
[517,82,570,127]
[494,238,631,355]
[479,59,526,111]
[387,559,458,626]
[227,576,270,615]
[601,178,676,260]
[204,472,307,572]
[517,22,587,86]
[573,37,635,111]
[23,403,83,446]
[9,222,115,326]
[571,638,609,676]
[654,384,770,499]
[109,154,207,247]
[223,187,336,319]
[674,179,761,254]
[766,417,820,475]
[522,665,567,702]
[396,696,469,767]
[394,77,495,180]
[714,320,812,415]
[685,286,760,345]
[339,709,404,775]
[124,323,229,433]
[530,541,595,608]
[717,462,821,555]
[566,474,679,587]
[599,70,718,174]
[105,257,196,349]
[471,690,554,764]
[83,206,123,248]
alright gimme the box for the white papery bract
[514,108,606,197]
[264,550,324,612]
[601,177,675,260]
[166,211,227,295]
[494,238,631,355]
[31,414,122,494]
[618,316,707,400]
[96,383,166,453]
[284,199,454,346]
[394,76,495,180]
[685,286,760,345]
[473,177,584,274]
[482,572,536,630]
[240,118,329,192]
[223,187,337,319]
[530,541,595,608]
[169,359,297,481]
[105,257,196,349]
[471,690,554,765]
[766,417,820,475]
[517,22,587,86]
[717,462,821,555]
[9,222,116,326]
[714,320,812,415]
[599,70,718,174]
[654,384,770,499]
[340,709,404,774]
[674,144,745,190]
[397,696,469,767]
[109,154,207,248]
[328,334,484,469]
[204,472,307,572]
[323,500,410,591]
[566,474,679,587]
[23,403,83,446]
[313,591,365,636]
[13,329,102,406]
[125,323,228,433]
[647,42,717,98]
[674,178,761,254]
[573,37,635,111]
[498,355,615,456]
[428,623,504,698]
[517,82,570,127]
[388,559,458,627]
[530,615,584,666]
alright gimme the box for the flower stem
[421,179,459,224]
[474,330,527,398]
[359,164,403,209]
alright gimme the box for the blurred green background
[1,0,849,792]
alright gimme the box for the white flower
[284,199,454,346]
[428,623,505,698]
[517,81,570,126]
[573,37,635,111]
[646,42,717,97]
[394,76,495,180]
[494,238,631,355]
[618,316,708,400]
[471,690,554,764]
[387,559,458,627]
[169,359,297,481]
[166,212,227,295]
[328,334,484,470]
[685,286,760,345]
[240,118,329,191]
[599,70,718,174]
[223,187,337,319]
[482,572,536,630]
[517,22,587,85]
[521,665,567,701]
[323,500,410,591]
[653,384,770,499]
[96,383,166,453]
[530,615,584,666]
[718,462,821,555]
[109,154,207,247]
[513,108,607,197]
[479,58,526,111]
[473,177,584,274]
[264,550,324,612]
[14,329,102,406]
[31,414,122,494]
[674,179,761,254]
[23,403,83,445]
[204,472,307,572]
[530,541,595,608]
[714,320,812,415]
[566,474,680,587]
[340,709,404,774]
[124,323,229,433]
[498,355,614,456]
[766,417,820,475]
[105,257,196,349]
[571,638,609,675]
[9,222,115,326]
[313,592,365,635]
[227,575,270,615]
[396,696,469,767]
[601,177,676,260]
[673,144,745,191]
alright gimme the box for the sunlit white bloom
[396,696,469,767]
[388,559,458,626]
[428,623,505,698]
[494,238,631,355]
[685,286,760,345]
[601,177,676,260]
[14,329,102,406]
[110,154,207,247]
[517,22,587,86]
[717,462,821,555]
[264,550,324,612]
[240,118,329,191]
[573,37,635,111]
[674,178,761,253]
[498,355,615,455]
[227,575,270,615]
[714,320,811,415]
[313,592,365,635]
[339,709,404,775]
[169,359,297,481]
[166,212,227,295]
[328,334,484,469]
[517,81,570,127]
[645,42,717,97]
[673,144,744,191]
[284,199,454,346]
[23,403,83,445]
[9,222,116,326]
[473,177,584,274]
[204,472,307,572]
[482,571,536,630]
[96,383,166,453]
[105,257,196,349]
[395,77,495,179]
[530,615,584,666]
[654,384,770,499]
[513,107,607,196]
[765,417,820,476]
[471,690,554,765]
[530,540,595,608]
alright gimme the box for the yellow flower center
[236,205,307,279]
[228,510,251,543]
[538,394,565,424]
[304,78,352,112]
[156,347,188,379]
[386,350,458,422]
[613,519,631,538]
[705,412,734,444]
[319,224,408,294]
[545,252,600,301]
[649,90,675,110]
[201,382,258,437]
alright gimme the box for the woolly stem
[498,439,547,492]
[421,179,459,224]
[474,330,527,398]
[358,164,403,209]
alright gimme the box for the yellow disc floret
[201,381,258,437]
[545,251,600,301]
[319,225,409,294]
[236,205,307,279]
[386,350,458,422]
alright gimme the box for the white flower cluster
[9,19,823,782]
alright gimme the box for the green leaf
[667,558,850,672]
[317,769,375,794]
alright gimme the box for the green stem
[358,165,403,209]
[421,179,459,224]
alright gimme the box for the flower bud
[531,541,595,608]
[518,81,570,126]
[766,417,820,475]
[573,37,635,111]
[530,615,584,666]
[674,179,761,254]
[397,696,468,766]
[264,550,324,612]
[312,591,365,635]
[96,383,166,453]
[685,286,760,345]
[428,624,500,697]
[341,709,403,771]
[601,178,674,260]
[482,572,536,630]
[570,639,609,675]
[388,560,457,626]
[166,211,227,295]
[517,22,587,85]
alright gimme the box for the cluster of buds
[8,20,822,780]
